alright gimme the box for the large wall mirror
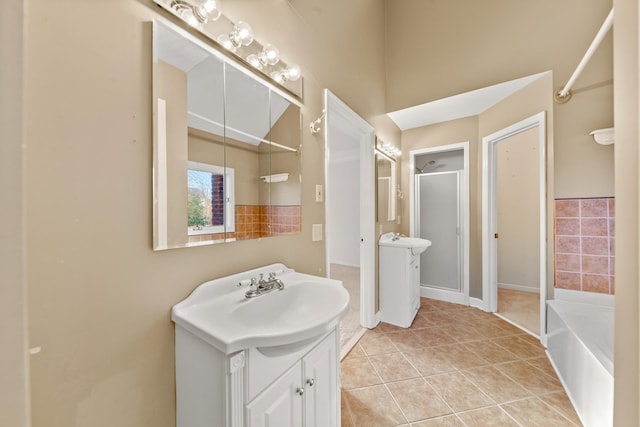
[152,20,302,250]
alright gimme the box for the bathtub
[547,297,613,427]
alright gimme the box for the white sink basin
[171,264,349,353]
[379,232,432,255]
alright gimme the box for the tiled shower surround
[554,198,615,294]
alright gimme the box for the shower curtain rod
[555,8,614,103]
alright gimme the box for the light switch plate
[315,184,323,202]
[312,224,323,241]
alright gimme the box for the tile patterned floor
[340,298,582,427]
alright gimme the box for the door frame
[324,90,377,329]
[409,142,470,305]
[481,111,547,345]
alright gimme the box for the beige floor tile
[368,352,421,383]
[344,343,365,360]
[359,331,398,355]
[412,327,458,347]
[341,392,355,427]
[455,406,520,426]
[377,322,410,334]
[539,391,583,425]
[461,366,531,403]
[341,357,383,390]
[432,343,491,370]
[426,371,494,412]
[387,378,452,422]
[495,360,563,395]
[445,324,488,343]
[410,415,465,426]
[492,335,546,359]
[403,348,457,377]
[343,385,407,427]
[501,397,578,426]
[410,312,438,329]
[385,330,426,352]
[463,340,520,364]
[526,356,557,378]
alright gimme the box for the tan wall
[23,0,397,426]
[386,0,613,199]
[0,0,29,426]
[613,0,639,424]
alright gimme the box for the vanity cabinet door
[303,333,338,427]
[246,362,303,427]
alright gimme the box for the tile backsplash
[554,198,615,294]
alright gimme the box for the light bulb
[262,44,280,66]
[283,64,301,81]
[182,9,200,28]
[246,54,263,70]
[234,21,254,46]
[270,71,285,84]
[216,34,236,53]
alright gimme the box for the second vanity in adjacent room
[172,264,349,427]
[379,232,432,328]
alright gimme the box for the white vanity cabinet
[246,331,338,427]
[172,263,348,427]
[379,246,421,327]
[175,325,340,427]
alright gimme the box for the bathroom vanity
[378,233,431,327]
[172,264,349,427]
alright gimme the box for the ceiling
[387,71,550,131]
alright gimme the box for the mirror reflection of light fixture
[378,140,401,157]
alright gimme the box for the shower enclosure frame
[409,142,470,305]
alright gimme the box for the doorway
[410,142,470,305]
[482,112,547,344]
[324,90,376,355]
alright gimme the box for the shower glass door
[416,171,461,292]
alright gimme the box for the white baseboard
[498,282,540,293]
[420,286,467,305]
[469,297,487,311]
[329,260,360,268]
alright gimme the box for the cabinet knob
[296,387,305,396]
[306,378,315,387]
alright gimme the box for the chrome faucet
[244,272,285,298]
[391,233,402,241]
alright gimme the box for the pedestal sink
[378,232,432,255]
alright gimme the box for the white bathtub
[547,297,614,427]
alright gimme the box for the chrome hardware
[306,378,315,387]
[244,274,285,298]
[296,387,305,396]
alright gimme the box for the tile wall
[554,198,615,294]
[189,204,301,243]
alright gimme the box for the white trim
[156,98,168,249]
[469,297,486,311]
[324,90,377,329]
[498,283,541,294]
[482,111,547,346]
[420,286,467,305]
[409,142,470,305]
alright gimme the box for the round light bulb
[246,54,262,70]
[216,34,236,52]
[262,44,280,66]
[235,21,254,46]
[270,71,284,84]
[284,64,301,81]
[182,9,200,28]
